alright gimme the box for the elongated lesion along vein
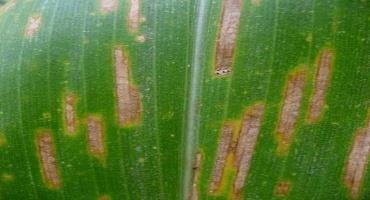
[343,119,370,199]
[87,116,105,158]
[233,103,264,195]
[64,94,77,135]
[114,47,142,126]
[276,70,306,154]
[100,0,118,13]
[36,132,61,188]
[25,15,42,38]
[189,152,202,200]
[214,0,241,76]
[208,103,265,197]
[209,123,234,193]
[128,0,143,33]
[0,0,16,16]
[308,49,334,122]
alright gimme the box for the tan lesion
[86,116,105,159]
[0,0,16,16]
[276,69,306,154]
[114,46,142,126]
[135,35,145,43]
[232,103,265,196]
[99,0,118,14]
[128,0,144,33]
[343,119,370,199]
[208,103,265,198]
[64,93,77,135]
[189,151,202,200]
[209,123,235,193]
[307,49,334,122]
[36,131,61,189]
[24,14,42,38]
[214,0,242,76]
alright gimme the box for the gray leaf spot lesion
[214,0,241,77]
[25,14,42,38]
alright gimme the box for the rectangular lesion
[114,47,142,126]
[128,0,142,33]
[64,93,77,135]
[209,123,234,193]
[87,116,105,157]
[214,0,242,76]
[189,152,202,200]
[308,49,334,122]
[208,103,265,197]
[343,123,370,199]
[233,103,264,195]
[100,0,118,13]
[36,132,61,188]
[25,15,42,38]
[276,69,306,154]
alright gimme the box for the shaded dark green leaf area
[0,1,8,6]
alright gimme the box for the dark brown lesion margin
[214,0,242,76]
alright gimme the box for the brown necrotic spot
[87,116,105,158]
[343,121,370,199]
[1,173,14,182]
[0,133,6,147]
[128,0,142,33]
[36,132,61,188]
[114,47,142,126]
[100,0,118,13]
[209,123,234,193]
[307,49,334,122]
[274,181,291,197]
[233,103,265,195]
[25,15,42,38]
[189,152,202,200]
[214,0,241,76]
[64,94,77,135]
[276,69,306,154]
[98,195,111,200]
